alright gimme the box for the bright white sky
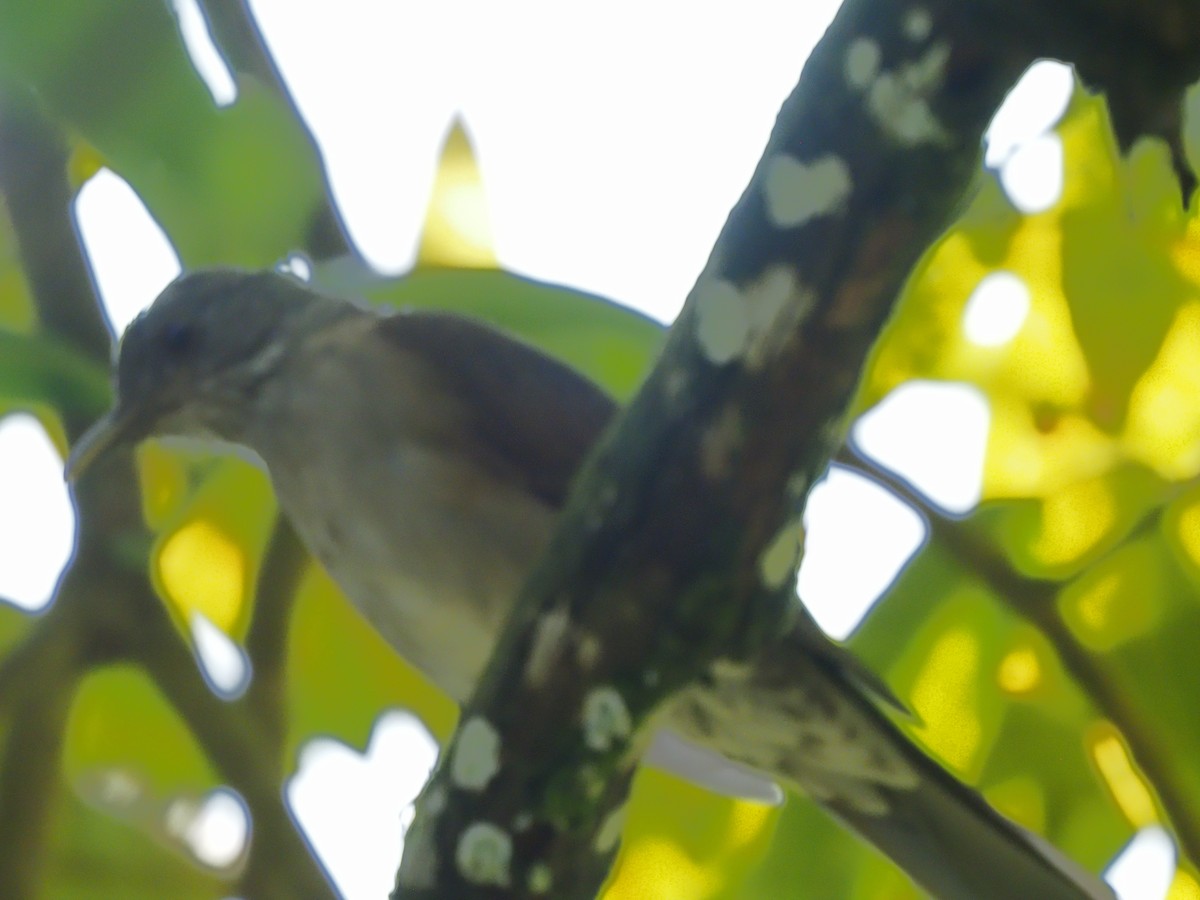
[0,1,1168,897]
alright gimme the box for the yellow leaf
[1169,868,1200,900]
[136,441,190,530]
[150,459,275,640]
[67,141,106,191]
[912,626,982,773]
[1123,302,1200,479]
[157,518,245,634]
[416,117,497,269]
[1088,725,1158,827]
[1058,538,1167,651]
[996,645,1042,696]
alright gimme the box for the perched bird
[69,269,1113,899]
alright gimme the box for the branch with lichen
[391,1,1200,896]
[389,3,1046,897]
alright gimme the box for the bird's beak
[65,405,147,482]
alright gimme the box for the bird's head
[67,267,327,479]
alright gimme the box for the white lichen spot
[524,608,572,687]
[582,685,633,752]
[903,7,933,41]
[428,785,448,813]
[456,821,512,888]
[528,862,553,894]
[579,764,607,800]
[576,631,602,670]
[821,417,847,452]
[786,470,811,499]
[694,266,814,369]
[699,404,744,481]
[844,37,882,89]
[593,804,627,855]
[451,717,501,791]
[587,482,619,531]
[694,278,750,365]
[743,266,815,366]
[396,785,446,889]
[763,154,853,229]
[759,519,805,590]
[512,811,533,832]
[868,43,951,146]
[663,366,690,402]
[597,482,618,510]
[710,657,755,684]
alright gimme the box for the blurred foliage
[0,2,1198,899]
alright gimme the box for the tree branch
[0,86,112,404]
[393,1,1200,896]
[125,572,335,899]
[392,2,1040,896]
[843,444,1200,867]
[243,516,308,747]
[0,85,334,898]
[0,666,74,898]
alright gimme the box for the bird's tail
[666,624,1113,900]
[820,718,1113,900]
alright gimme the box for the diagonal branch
[125,570,335,899]
[391,2,1042,897]
[843,444,1200,867]
[393,1,1200,896]
[243,515,308,746]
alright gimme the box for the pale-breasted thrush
[68,269,1112,900]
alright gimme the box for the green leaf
[0,329,111,420]
[285,565,457,757]
[44,790,225,900]
[0,0,330,268]
[63,665,217,798]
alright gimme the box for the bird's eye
[161,321,196,354]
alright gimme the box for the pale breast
[245,319,559,702]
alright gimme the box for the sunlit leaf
[64,665,217,797]
[417,119,498,270]
[150,459,276,640]
[44,790,223,899]
[605,771,780,900]
[285,564,457,757]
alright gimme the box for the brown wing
[375,310,618,508]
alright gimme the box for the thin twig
[841,444,1200,866]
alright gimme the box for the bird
[68,268,1114,899]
